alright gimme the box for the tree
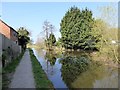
[97,5,118,62]
[27,39,34,46]
[47,33,56,46]
[78,8,94,50]
[60,6,98,50]
[17,27,30,50]
[91,19,107,50]
[56,38,62,47]
[43,20,50,41]
[43,20,56,48]
[98,4,117,28]
[60,6,81,49]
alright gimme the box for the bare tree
[43,20,50,40]
[50,24,55,34]
[42,20,56,49]
[98,4,118,62]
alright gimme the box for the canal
[32,48,118,89]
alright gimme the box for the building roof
[0,19,18,34]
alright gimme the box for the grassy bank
[29,49,54,89]
[2,51,25,89]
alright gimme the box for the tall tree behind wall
[17,27,30,51]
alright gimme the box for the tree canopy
[47,33,56,46]
[17,27,30,50]
[43,20,56,48]
[60,6,100,50]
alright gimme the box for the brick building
[0,20,18,44]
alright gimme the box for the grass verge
[2,51,25,89]
[29,49,54,89]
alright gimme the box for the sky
[1,2,118,43]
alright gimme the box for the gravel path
[9,49,35,88]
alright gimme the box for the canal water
[32,48,118,89]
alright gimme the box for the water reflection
[45,51,57,66]
[60,55,90,88]
[33,49,118,88]
[71,65,118,88]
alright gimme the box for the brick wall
[0,20,11,39]
[10,28,18,44]
[0,20,18,45]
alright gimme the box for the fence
[0,33,21,67]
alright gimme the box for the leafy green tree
[60,6,80,49]
[56,38,62,47]
[60,6,98,50]
[17,27,30,50]
[78,8,94,50]
[91,19,108,50]
[47,33,56,46]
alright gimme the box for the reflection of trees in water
[60,55,90,88]
[64,51,86,57]
[34,48,45,58]
[70,62,118,88]
[93,72,118,88]
[44,50,64,66]
[45,51,56,66]
[45,51,57,66]
[71,65,107,88]
[44,51,57,75]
